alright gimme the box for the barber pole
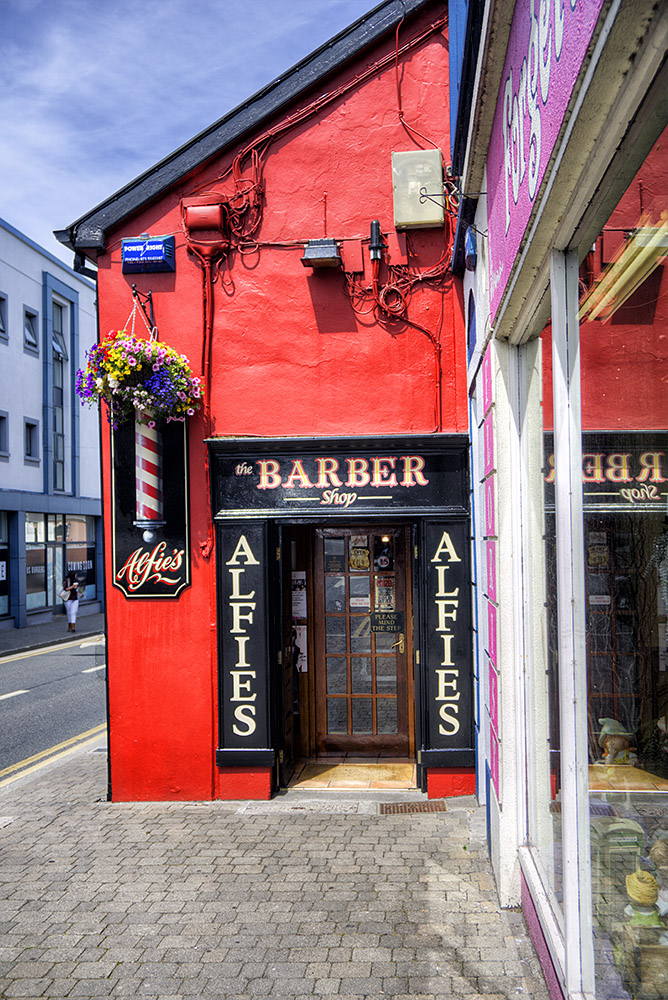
[134,411,166,541]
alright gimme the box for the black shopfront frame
[209,436,475,787]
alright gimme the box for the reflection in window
[579,128,667,998]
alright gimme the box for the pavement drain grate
[379,800,448,814]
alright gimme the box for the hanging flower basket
[76,330,202,428]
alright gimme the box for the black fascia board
[451,195,476,275]
[56,0,434,256]
[450,0,484,177]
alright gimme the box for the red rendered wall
[427,767,476,799]
[96,9,467,800]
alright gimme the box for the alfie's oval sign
[208,436,469,518]
[111,419,190,598]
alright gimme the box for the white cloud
[0,0,378,262]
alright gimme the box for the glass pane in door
[316,528,409,754]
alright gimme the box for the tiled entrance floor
[289,758,417,789]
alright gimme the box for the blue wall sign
[122,236,176,273]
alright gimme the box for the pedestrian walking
[59,577,80,632]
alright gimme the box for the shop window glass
[65,515,87,542]
[26,544,47,610]
[25,513,45,543]
[0,511,8,617]
[579,128,668,998]
[65,541,96,601]
[47,515,65,543]
[86,516,96,543]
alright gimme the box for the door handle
[391,633,405,653]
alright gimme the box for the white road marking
[0,634,105,663]
[82,664,106,673]
[0,689,29,701]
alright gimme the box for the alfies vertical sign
[216,523,272,763]
[422,521,474,764]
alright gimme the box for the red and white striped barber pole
[133,411,166,541]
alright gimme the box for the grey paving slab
[0,736,550,999]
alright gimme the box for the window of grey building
[0,293,7,342]
[0,410,8,458]
[53,345,65,490]
[24,419,39,463]
[23,307,39,353]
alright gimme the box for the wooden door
[314,527,411,755]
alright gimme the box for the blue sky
[1,0,380,264]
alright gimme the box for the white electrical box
[392,149,444,229]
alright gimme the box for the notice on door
[371,611,404,633]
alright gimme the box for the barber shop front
[56,1,473,803]
[211,436,474,799]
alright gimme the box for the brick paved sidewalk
[0,743,550,1000]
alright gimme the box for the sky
[1,0,380,265]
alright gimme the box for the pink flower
[128,357,137,366]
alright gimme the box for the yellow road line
[0,634,105,663]
[0,734,106,788]
[0,723,107,780]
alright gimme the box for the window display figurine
[649,838,668,918]
[597,718,638,765]
[624,871,667,936]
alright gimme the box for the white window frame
[550,250,595,995]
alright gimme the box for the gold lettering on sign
[252,454,431,497]
[432,531,462,737]
[116,542,185,591]
[225,535,260,736]
[546,451,667,492]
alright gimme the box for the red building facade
[58,0,474,802]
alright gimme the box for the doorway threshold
[288,758,417,790]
